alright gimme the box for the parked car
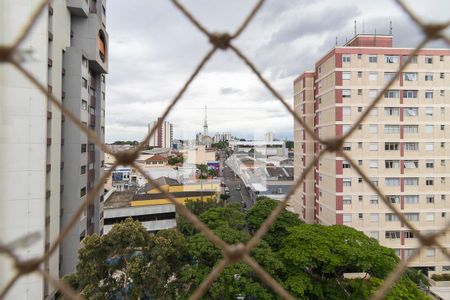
[224,187,230,194]
[236,186,241,191]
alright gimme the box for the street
[222,162,252,210]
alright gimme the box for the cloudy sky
[105,0,450,143]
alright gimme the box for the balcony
[88,152,95,163]
[60,185,64,194]
[46,190,51,199]
[61,91,66,100]
[46,164,51,173]
[61,138,65,145]
[67,0,89,17]
[60,162,64,170]
[90,115,96,127]
[62,68,66,76]
[48,31,53,41]
[47,111,52,120]
[48,85,52,94]
[47,138,51,146]
[48,58,52,67]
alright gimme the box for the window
[358,160,363,165]
[358,142,363,149]
[426,213,435,221]
[425,56,433,64]
[357,107,363,112]
[342,54,351,62]
[440,72,445,79]
[405,142,419,151]
[342,161,351,168]
[343,178,352,186]
[425,107,433,116]
[385,107,400,116]
[440,90,445,96]
[404,125,418,133]
[426,195,435,204]
[385,142,399,151]
[384,125,400,133]
[358,195,363,201]
[425,90,433,99]
[368,124,378,133]
[385,231,400,239]
[441,160,446,167]
[404,107,418,116]
[343,214,352,223]
[403,55,417,64]
[80,187,86,197]
[426,178,434,186]
[425,73,433,81]
[370,213,379,222]
[357,54,362,59]
[368,89,378,99]
[82,56,88,67]
[343,106,352,116]
[80,165,86,174]
[426,160,434,168]
[386,213,400,221]
[82,77,87,88]
[343,196,352,205]
[385,178,400,186]
[388,195,400,204]
[404,177,419,186]
[342,89,351,98]
[441,125,445,130]
[342,71,351,80]
[343,142,351,151]
[403,72,417,81]
[369,160,378,168]
[371,178,379,186]
[385,160,400,169]
[370,108,378,116]
[405,213,419,221]
[384,72,396,81]
[369,55,377,63]
[403,90,418,98]
[369,72,378,81]
[342,124,352,134]
[404,160,418,169]
[440,55,445,62]
[384,90,399,98]
[357,71,362,78]
[441,142,445,148]
[426,248,435,257]
[425,125,434,133]
[81,100,87,110]
[385,55,400,63]
[404,231,415,239]
[425,143,434,151]
[101,92,105,100]
[81,144,87,153]
[369,142,379,151]
[370,195,379,204]
[405,195,419,204]
[405,249,415,258]
[442,177,446,184]
[358,89,362,95]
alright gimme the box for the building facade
[148,117,173,148]
[0,1,107,298]
[294,34,450,271]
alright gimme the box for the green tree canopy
[246,197,302,248]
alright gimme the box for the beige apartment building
[294,34,450,272]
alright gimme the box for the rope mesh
[0,0,449,299]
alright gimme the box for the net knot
[114,150,139,166]
[323,138,343,153]
[0,46,12,62]
[422,23,447,40]
[223,243,246,263]
[15,258,41,275]
[209,32,231,50]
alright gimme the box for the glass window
[385,160,400,168]
[403,72,417,81]
[425,73,433,81]
[81,100,87,110]
[342,161,351,168]
[384,90,399,98]
[80,187,86,197]
[343,142,351,151]
[426,213,435,221]
[425,56,433,64]
[385,55,400,63]
[384,72,396,81]
[370,195,379,204]
[369,143,378,151]
[385,213,400,221]
[385,107,400,116]
[370,213,379,222]
[403,90,418,98]
[342,71,351,80]
[425,143,434,151]
[343,214,352,222]
[426,248,435,257]
[369,55,377,63]
[405,213,419,221]
[404,177,419,186]
[342,89,351,98]
[343,196,352,205]
[426,160,434,168]
[343,178,352,186]
[404,160,418,169]
[369,72,378,81]
[343,106,352,116]
[405,142,419,151]
[368,124,378,133]
[404,231,415,239]
[425,90,433,99]
[385,231,400,239]
[368,89,378,99]
[426,195,435,204]
[426,178,434,186]
[369,160,378,168]
[405,195,419,204]
[425,125,434,133]
[388,195,400,204]
[425,107,433,116]
[81,144,87,153]
[385,178,400,186]
[368,231,379,240]
[404,107,418,116]
[404,125,418,133]
[82,77,87,88]
[342,54,351,63]
[384,125,400,133]
[385,142,399,151]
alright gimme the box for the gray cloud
[219,87,241,95]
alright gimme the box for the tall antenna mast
[374,28,377,46]
[335,36,338,46]
[354,20,357,36]
[389,20,393,35]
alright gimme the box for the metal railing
[0,0,449,299]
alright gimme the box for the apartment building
[294,34,450,272]
[0,1,107,298]
[148,117,173,149]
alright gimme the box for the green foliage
[431,273,450,281]
[220,194,230,201]
[168,155,184,165]
[111,140,139,145]
[211,141,228,150]
[285,140,294,149]
[246,197,302,248]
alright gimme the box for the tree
[246,197,302,249]
[285,140,294,150]
[67,218,189,299]
[196,164,209,179]
[279,224,425,299]
[168,155,184,165]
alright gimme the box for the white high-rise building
[0,1,108,298]
[148,117,173,149]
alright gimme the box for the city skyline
[105,0,450,143]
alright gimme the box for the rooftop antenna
[374,28,377,46]
[335,36,338,46]
[389,20,393,35]
[354,20,357,36]
[362,20,365,33]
